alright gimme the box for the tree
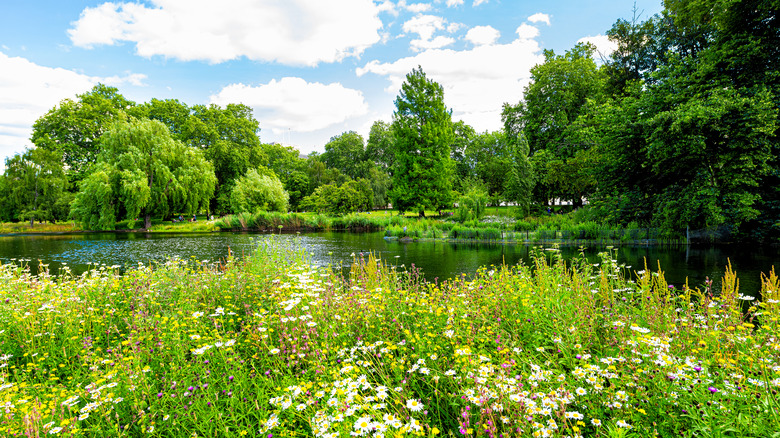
[587,0,780,236]
[285,171,310,211]
[502,131,535,216]
[322,131,370,180]
[450,120,477,189]
[2,148,69,225]
[456,179,489,222]
[70,119,217,230]
[466,131,512,204]
[365,121,395,171]
[504,43,606,206]
[230,167,289,213]
[390,67,455,216]
[300,179,373,215]
[367,166,392,209]
[31,84,134,185]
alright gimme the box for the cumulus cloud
[446,0,464,6]
[515,23,540,40]
[209,77,369,135]
[578,34,617,60]
[465,25,500,46]
[0,52,145,171]
[357,34,544,132]
[528,12,551,26]
[403,2,433,13]
[376,0,398,16]
[68,0,384,66]
[403,14,457,51]
[473,0,489,6]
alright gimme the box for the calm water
[0,231,777,296]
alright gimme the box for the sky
[0,0,664,172]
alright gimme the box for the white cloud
[403,15,446,42]
[209,77,369,135]
[403,14,457,52]
[446,0,464,6]
[404,2,433,13]
[473,0,489,6]
[447,22,465,33]
[515,23,540,40]
[68,0,384,66]
[357,35,544,133]
[465,25,500,46]
[376,0,398,16]
[527,12,551,26]
[0,52,144,172]
[578,34,617,60]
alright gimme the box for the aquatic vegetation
[0,242,777,437]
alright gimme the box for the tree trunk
[144,214,151,230]
[418,210,426,218]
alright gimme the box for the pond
[0,231,777,296]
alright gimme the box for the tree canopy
[31,84,134,185]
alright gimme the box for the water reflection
[0,232,776,296]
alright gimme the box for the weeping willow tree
[71,118,216,230]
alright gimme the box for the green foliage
[505,43,605,207]
[365,120,395,171]
[70,119,217,230]
[230,168,289,213]
[285,170,310,211]
[131,100,267,214]
[390,67,455,216]
[70,164,116,230]
[367,166,392,209]
[322,131,371,180]
[502,131,534,216]
[31,84,134,185]
[300,179,374,216]
[2,148,69,225]
[456,180,489,223]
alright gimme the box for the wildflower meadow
[0,240,778,437]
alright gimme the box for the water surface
[0,231,776,296]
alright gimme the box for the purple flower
[694,366,702,372]
[157,392,163,398]
[708,386,718,394]
[576,355,582,359]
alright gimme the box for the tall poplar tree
[390,67,455,216]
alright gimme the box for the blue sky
[0,0,663,172]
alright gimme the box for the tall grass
[0,221,82,234]
[215,212,393,232]
[0,243,776,437]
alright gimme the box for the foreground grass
[0,242,778,437]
